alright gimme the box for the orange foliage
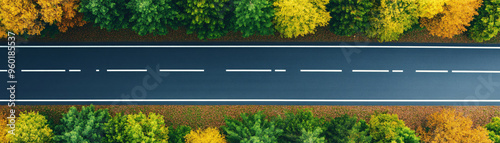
[0,0,44,36]
[418,109,492,143]
[38,0,63,25]
[57,0,86,32]
[420,0,482,38]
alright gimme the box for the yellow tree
[420,0,482,38]
[418,109,492,143]
[38,0,63,25]
[185,127,226,143]
[273,0,331,38]
[0,114,11,143]
[417,0,448,19]
[0,0,44,36]
[57,0,86,32]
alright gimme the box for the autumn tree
[420,0,482,38]
[79,0,130,31]
[416,0,447,19]
[11,112,53,143]
[367,0,419,42]
[185,127,226,143]
[418,109,492,143]
[0,113,10,142]
[327,0,373,36]
[468,0,500,42]
[57,0,87,32]
[105,112,169,142]
[369,114,420,143]
[176,0,232,39]
[273,0,331,38]
[0,0,44,36]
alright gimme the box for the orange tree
[420,0,482,38]
[0,0,44,36]
[57,0,86,33]
[418,109,492,143]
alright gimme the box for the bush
[327,0,373,36]
[127,0,178,36]
[105,112,169,142]
[222,111,283,142]
[233,0,275,37]
[276,108,326,142]
[468,0,500,42]
[369,114,419,143]
[324,114,359,143]
[176,0,232,39]
[420,0,482,38]
[169,125,192,143]
[299,127,326,143]
[418,109,492,143]
[79,0,130,31]
[346,120,371,143]
[486,117,500,143]
[54,104,110,142]
[185,127,226,143]
[11,112,53,143]
[273,0,331,38]
[367,0,419,42]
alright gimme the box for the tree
[299,127,326,143]
[418,109,492,143]
[57,0,87,33]
[273,0,331,38]
[222,111,283,143]
[327,0,373,36]
[416,0,447,19]
[346,120,371,143]
[176,0,232,39]
[276,108,326,143]
[420,0,482,38]
[0,113,11,142]
[184,127,226,143]
[367,0,419,42]
[127,0,178,36]
[486,117,500,143]
[369,114,420,143]
[324,114,359,143]
[79,0,129,31]
[11,112,53,143]
[468,0,500,42]
[105,112,169,142]
[0,0,44,36]
[169,125,192,143]
[233,0,275,38]
[38,0,64,25]
[54,105,110,142]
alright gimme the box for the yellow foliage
[57,0,86,32]
[273,0,331,38]
[418,109,493,143]
[0,114,11,143]
[417,0,448,18]
[185,127,226,143]
[420,0,482,38]
[0,0,44,36]
[38,0,63,25]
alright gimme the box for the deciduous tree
[127,0,178,36]
[486,117,500,143]
[468,0,500,42]
[369,113,420,143]
[327,0,373,36]
[105,112,169,142]
[185,127,226,143]
[367,0,419,42]
[233,0,275,37]
[0,0,44,36]
[273,0,331,38]
[57,0,87,32]
[176,0,232,39]
[222,111,283,142]
[54,104,110,142]
[79,0,130,31]
[11,112,53,143]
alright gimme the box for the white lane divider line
[300,69,342,72]
[415,70,448,73]
[68,69,81,72]
[451,70,500,74]
[159,69,204,72]
[0,70,7,72]
[274,69,286,72]
[226,69,272,72]
[21,69,66,72]
[96,69,100,72]
[106,69,147,72]
[392,70,404,73]
[352,70,389,73]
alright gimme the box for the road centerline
[352,70,389,73]
[415,70,449,73]
[226,69,272,72]
[106,69,147,72]
[21,69,66,73]
[300,69,342,72]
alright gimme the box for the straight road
[2,43,500,105]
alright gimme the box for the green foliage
[176,0,232,39]
[79,0,129,31]
[486,117,500,143]
[299,127,326,143]
[346,120,371,143]
[222,111,283,143]
[54,104,110,143]
[327,0,374,36]
[367,0,419,42]
[324,114,358,143]
[11,112,53,143]
[233,0,275,37]
[169,125,192,143]
[469,0,500,42]
[369,114,420,143]
[127,0,178,36]
[276,109,326,143]
[105,112,169,142]
[273,0,331,38]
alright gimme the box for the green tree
[105,112,169,142]
[369,114,419,143]
[276,109,326,143]
[468,0,500,42]
[127,0,178,36]
[233,0,275,37]
[273,0,331,38]
[79,0,129,31]
[486,117,500,143]
[324,114,358,143]
[346,120,371,143]
[169,125,192,143]
[54,104,110,142]
[327,0,374,36]
[176,0,232,39]
[104,113,127,143]
[11,112,53,143]
[299,127,326,143]
[367,0,419,42]
[222,111,283,143]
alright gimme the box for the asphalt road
[2,43,500,105]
